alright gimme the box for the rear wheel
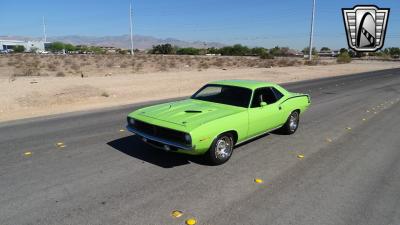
[280,110,300,135]
[207,133,234,165]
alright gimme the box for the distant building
[98,46,118,54]
[318,50,339,57]
[0,40,50,52]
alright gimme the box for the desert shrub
[101,92,109,97]
[304,59,319,66]
[158,61,168,71]
[168,60,177,68]
[212,58,224,67]
[47,63,57,71]
[56,71,66,77]
[258,60,274,68]
[13,45,25,53]
[64,58,73,65]
[106,62,114,68]
[14,64,40,76]
[277,59,297,67]
[198,61,210,70]
[70,63,80,71]
[120,62,129,68]
[260,51,274,59]
[336,52,352,64]
[135,62,143,72]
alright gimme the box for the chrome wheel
[289,112,299,132]
[215,136,232,160]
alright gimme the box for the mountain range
[0,35,225,50]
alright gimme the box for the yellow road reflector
[119,129,125,132]
[254,178,264,184]
[24,151,32,156]
[366,110,370,113]
[297,154,305,159]
[326,138,332,142]
[346,127,352,130]
[171,210,183,218]
[56,142,64,146]
[362,118,366,121]
[59,145,66,148]
[186,218,197,225]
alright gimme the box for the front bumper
[126,125,194,151]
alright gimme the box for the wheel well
[223,130,238,144]
[293,109,301,114]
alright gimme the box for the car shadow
[107,135,211,168]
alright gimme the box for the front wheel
[207,133,234,165]
[280,110,300,135]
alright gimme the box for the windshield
[191,84,252,108]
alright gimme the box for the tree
[64,43,76,52]
[250,47,268,56]
[269,46,282,56]
[388,47,400,58]
[207,47,220,54]
[49,42,65,52]
[150,44,175,54]
[260,51,274,59]
[13,45,25,53]
[176,47,201,55]
[219,44,250,56]
[302,47,317,55]
[339,48,348,54]
[320,47,331,52]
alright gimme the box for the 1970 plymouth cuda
[127,80,310,165]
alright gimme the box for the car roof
[208,80,277,90]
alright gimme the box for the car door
[247,87,283,137]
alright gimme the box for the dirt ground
[0,57,399,122]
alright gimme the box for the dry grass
[0,53,318,78]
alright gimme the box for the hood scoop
[184,110,202,113]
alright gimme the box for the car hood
[136,99,243,129]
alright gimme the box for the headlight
[128,117,135,126]
[184,134,191,144]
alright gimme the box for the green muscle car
[127,80,310,165]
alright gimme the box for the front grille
[128,119,190,146]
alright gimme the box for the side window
[271,87,284,101]
[251,89,263,108]
[251,87,280,107]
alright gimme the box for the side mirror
[260,101,267,107]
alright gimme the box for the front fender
[190,110,249,154]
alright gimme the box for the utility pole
[42,16,47,42]
[308,0,316,60]
[129,2,134,56]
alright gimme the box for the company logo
[342,5,390,52]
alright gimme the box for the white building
[0,40,49,52]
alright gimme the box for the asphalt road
[1,68,400,225]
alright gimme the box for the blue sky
[1,0,399,49]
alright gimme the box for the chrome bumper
[126,125,194,151]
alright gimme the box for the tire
[280,110,300,135]
[207,133,234,165]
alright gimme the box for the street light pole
[129,2,134,56]
[308,0,316,60]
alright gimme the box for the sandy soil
[0,60,399,122]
